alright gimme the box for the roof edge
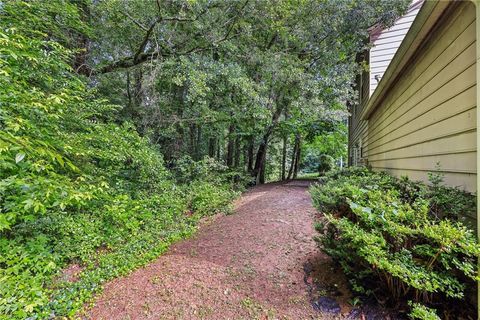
[360,1,451,120]
[369,0,425,43]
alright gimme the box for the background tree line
[79,0,408,183]
[0,1,408,318]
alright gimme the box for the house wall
[348,108,368,166]
[369,1,423,95]
[364,1,477,192]
[349,1,422,167]
[348,51,369,166]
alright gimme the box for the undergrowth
[310,167,479,319]
[0,2,239,319]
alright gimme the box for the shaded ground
[85,181,367,319]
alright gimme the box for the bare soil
[86,181,356,320]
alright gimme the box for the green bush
[170,155,228,184]
[169,155,241,216]
[317,154,334,175]
[185,181,238,216]
[0,2,239,319]
[310,168,479,319]
[170,155,250,189]
[409,302,441,320]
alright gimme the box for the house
[349,0,478,193]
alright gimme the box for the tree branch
[134,18,160,63]
[122,11,148,31]
[91,1,248,75]
[162,17,196,22]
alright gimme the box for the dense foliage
[0,2,237,318]
[88,0,408,183]
[0,0,412,318]
[311,168,479,319]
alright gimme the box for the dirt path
[87,181,353,320]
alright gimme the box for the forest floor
[85,181,392,320]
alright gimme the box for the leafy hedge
[0,2,238,319]
[310,167,479,319]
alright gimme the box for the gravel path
[86,180,353,320]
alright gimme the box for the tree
[84,0,408,183]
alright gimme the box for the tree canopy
[0,0,409,318]
[88,0,408,182]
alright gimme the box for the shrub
[409,302,440,320]
[170,155,229,184]
[311,168,479,319]
[170,155,250,189]
[427,168,476,227]
[0,2,239,319]
[318,154,334,175]
[185,181,238,216]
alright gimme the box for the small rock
[312,296,341,314]
[346,308,362,319]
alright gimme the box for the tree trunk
[173,85,186,157]
[253,141,267,184]
[281,108,289,181]
[253,106,283,184]
[293,137,301,179]
[216,138,221,161]
[281,135,287,180]
[252,133,271,185]
[73,1,90,75]
[247,136,254,173]
[195,125,202,160]
[234,136,241,168]
[133,69,143,106]
[125,71,134,118]
[287,134,300,180]
[189,124,196,157]
[259,152,266,184]
[208,137,216,158]
[226,124,235,167]
[174,125,184,159]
